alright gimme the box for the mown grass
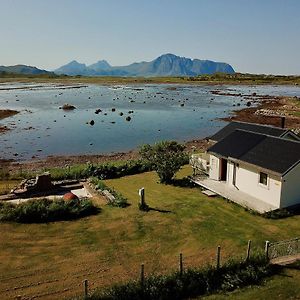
[0,166,299,299]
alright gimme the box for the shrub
[0,198,100,223]
[139,141,189,184]
[89,254,275,300]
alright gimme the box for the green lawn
[0,166,299,299]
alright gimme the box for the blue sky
[0,0,299,74]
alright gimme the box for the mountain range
[55,54,234,76]
[0,54,235,77]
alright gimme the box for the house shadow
[263,204,300,219]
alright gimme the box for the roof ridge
[234,129,300,144]
[231,120,287,131]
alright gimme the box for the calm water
[0,83,300,161]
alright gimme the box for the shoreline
[0,139,210,173]
[0,75,300,86]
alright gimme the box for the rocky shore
[1,94,300,173]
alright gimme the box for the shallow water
[0,83,299,161]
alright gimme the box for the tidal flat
[0,82,300,161]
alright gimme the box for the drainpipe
[281,116,285,129]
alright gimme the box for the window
[259,172,268,185]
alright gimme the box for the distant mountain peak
[67,60,86,66]
[88,60,111,71]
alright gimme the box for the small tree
[139,141,188,184]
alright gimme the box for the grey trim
[280,130,300,141]
[282,159,300,177]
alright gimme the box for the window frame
[258,171,268,187]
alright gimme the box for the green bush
[0,198,100,223]
[89,254,275,300]
[139,141,189,184]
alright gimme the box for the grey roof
[210,121,288,142]
[208,129,300,175]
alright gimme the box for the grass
[0,180,20,195]
[0,166,299,299]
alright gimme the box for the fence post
[216,245,221,269]
[246,240,252,261]
[83,279,88,299]
[179,253,183,276]
[265,241,270,260]
[140,264,145,288]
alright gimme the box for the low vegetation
[0,198,100,223]
[44,160,151,181]
[0,72,300,85]
[90,177,128,208]
[90,254,275,300]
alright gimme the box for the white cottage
[192,123,300,213]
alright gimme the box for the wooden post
[216,245,221,269]
[179,253,183,276]
[265,241,270,260]
[140,264,145,288]
[83,279,88,299]
[246,240,251,261]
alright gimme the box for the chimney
[281,116,285,129]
